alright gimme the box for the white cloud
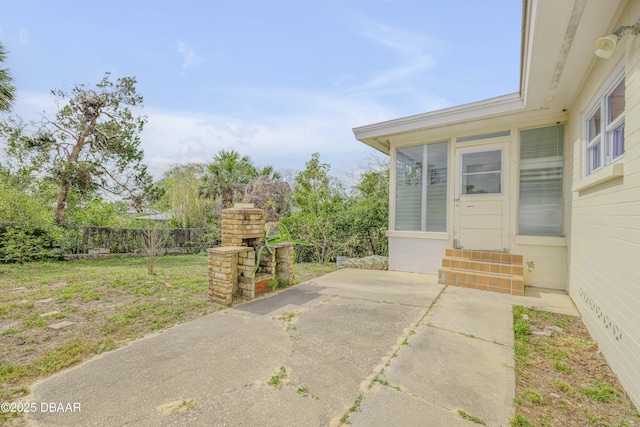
[176,42,204,71]
[341,15,441,95]
[139,88,405,181]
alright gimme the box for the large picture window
[585,64,625,176]
[519,125,564,236]
[395,142,448,232]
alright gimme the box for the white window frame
[583,60,625,177]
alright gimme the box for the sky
[0,0,522,182]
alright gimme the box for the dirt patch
[513,306,639,426]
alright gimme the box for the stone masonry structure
[208,204,295,305]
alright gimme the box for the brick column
[275,243,295,286]
[207,248,238,305]
[237,248,256,299]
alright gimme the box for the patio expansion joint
[327,294,433,309]
[421,322,512,348]
[343,286,449,424]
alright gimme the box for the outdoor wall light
[595,18,640,58]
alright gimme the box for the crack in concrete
[340,285,449,424]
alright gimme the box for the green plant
[514,318,531,337]
[457,409,486,425]
[254,222,310,273]
[553,362,572,373]
[267,276,280,291]
[523,389,545,405]
[578,379,619,403]
[267,366,287,390]
[511,414,535,427]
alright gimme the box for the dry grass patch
[0,255,332,424]
[512,306,639,426]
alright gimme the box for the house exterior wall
[387,116,570,290]
[567,2,640,408]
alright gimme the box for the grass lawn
[512,306,640,426]
[0,254,335,423]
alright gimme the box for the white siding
[568,3,640,408]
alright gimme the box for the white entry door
[454,141,510,251]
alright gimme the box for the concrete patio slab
[297,269,444,307]
[425,285,514,346]
[21,269,577,427]
[350,385,471,427]
[383,326,515,426]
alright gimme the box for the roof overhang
[353,0,629,153]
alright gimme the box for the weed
[373,376,389,386]
[578,379,619,403]
[457,409,486,425]
[513,318,531,337]
[267,366,287,390]
[540,347,568,361]
[554,317,570,328]
[553,380,576,396]
[401,338,409,346]
[523,389,545,405]
[539,418,552,427]
[514,339,532,362]
[340,393,364,424]
[511,414,535,427]
[349,393,364,412]
[297,386,308,394]
[279,311,297,323]
[585,412,599,423]
[553,362,572,373]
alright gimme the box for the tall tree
[158,163,213,228]
[1,72,151,225]
[0,42,15,112]
[199,149,258,209]
[284,153,351,263]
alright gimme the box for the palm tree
[200,149,257,209]
[0,42,15,112]
[256,165,282,181]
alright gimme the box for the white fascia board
[352,92,525,143]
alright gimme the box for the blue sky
[0,0,522,181]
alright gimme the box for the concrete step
[445,248,523,264]
[438,267,525,296]
[438,249,525,296]
[441,256,524,276]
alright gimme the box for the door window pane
[461,150,502,195]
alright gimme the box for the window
[395,142,448,231]
[585,65,625,176]
[461,150,502,195]
[519,125,564,236]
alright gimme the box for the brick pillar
[276,243,295,286]
[237,248,256,299]
[208,248,238,305]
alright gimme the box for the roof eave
[353,92,525,153]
